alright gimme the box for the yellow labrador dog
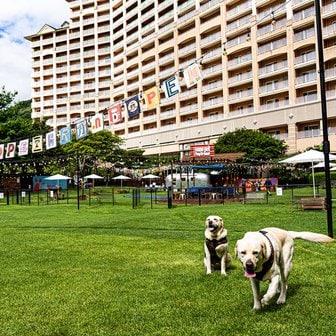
[235,227,333,310]
[204,215,231,276]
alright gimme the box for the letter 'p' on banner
[5,142,16,159]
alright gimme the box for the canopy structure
[84,174,103,190]
[191,164,226,170]
[141,174,160,186]
[313,162,336,169]
[279,149,336,197]
[45,174,71,181]
[112,175,131,190]
[45,174,71,194]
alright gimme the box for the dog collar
[255,230,275,280]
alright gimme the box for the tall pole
[314,0,333,237]
[77,153,80,210]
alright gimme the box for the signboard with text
[190,144,214,158]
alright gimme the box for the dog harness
[255,230,275,280]
[206,237,228,264]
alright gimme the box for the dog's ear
[260,242,267,259]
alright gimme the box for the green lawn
[0,195,335,336]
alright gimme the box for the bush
[309,171,336,185]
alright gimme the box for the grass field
[0,190,335,336]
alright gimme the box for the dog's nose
[208,220,213,225]
[245,260,255,273]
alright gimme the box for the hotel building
[25,0,336,157]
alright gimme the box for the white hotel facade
[25,0,336,157]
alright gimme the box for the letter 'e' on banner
[18,139,29,156]
[162,76,181,99]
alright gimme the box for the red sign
[190,144,214,158]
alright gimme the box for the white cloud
[0,0,69,101]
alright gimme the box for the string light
[271,12,277,26]
[222,42,227,56]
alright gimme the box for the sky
[0,0,69,102]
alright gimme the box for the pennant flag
[0,144,4,160]
[6,142,16,158]
[59,126,72,145]
[144,86,160,109]
[125,94,141,119]
[32,135,43,153]
[183,62,202,88]
[18,139,29,156]
[46,131,57,150]
[107,103,123,124]
[90,114,104,133]
[162,76,181,99]
[76,120,88,140]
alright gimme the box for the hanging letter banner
[76,120,88,140]
[18,139,29,156]
[46,131,57,150]
[59,126,72,145]
[0,144,4,160]
[107,103,122,124]
[183,63,202,88]
[162,76,181,99]
[125,95,141,119]
[5,142,16,158]
[144,86,160,110]
[90,114,104,133]
[32,135,43,153]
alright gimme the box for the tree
[62,130,124,176]
[0,86,17,115]
[0,88,52,142]
[215,128,287,161]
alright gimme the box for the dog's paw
[261,297,270,307]
[276,296,286,305]
[253,302,262,310]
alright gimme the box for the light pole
[314,0,333,237]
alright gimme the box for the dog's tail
[288,231,334,243]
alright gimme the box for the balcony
[296,72,317,86]
[259,60,288,77]
[227,0,252,20]
[259,99,289,112]
[228,89,253,102]
[294,51,316,66]
[259,80,288,95]
[258,37,287,55]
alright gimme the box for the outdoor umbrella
[141,173,160,187]
[84,173,103,190]
[45,174,71,196]
[45,174,71,185]
[112,174,131,190]
[279,149,336,197]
